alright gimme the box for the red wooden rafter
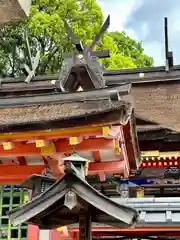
[0,161,127,184]
[0,138,116,157]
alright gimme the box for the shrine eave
[0,81,132,133]
[0,125,104,141]
[9,173,138,229]
[0,100,132,133]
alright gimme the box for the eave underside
[0,100,132,133]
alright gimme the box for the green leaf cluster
[0,0,153,77]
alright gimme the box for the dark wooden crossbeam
[91,50,110,59]
[85,15,110,53]
[60,16,111,91]
[64,20,84,52]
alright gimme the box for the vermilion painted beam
[88,161,127,175]
[93,231,180,237]
[69,226,180,236]
[0,161,126,184]
[0,125,122,142]
[0,126,103,141]
[0,138,115,157]
[0,165,45,184]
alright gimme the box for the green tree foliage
[0,0,153,77]
[107,31,153,68]
[97,34,137,69]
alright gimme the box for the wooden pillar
[27,225,39,240]
[79,210,92,240]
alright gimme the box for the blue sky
[98,0,180,66]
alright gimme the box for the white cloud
[97,0,139,32]
[98,0,180,66]
[143,41,165,66]
[123,0,180,66]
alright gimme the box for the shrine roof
[0,69,132,132]
[9,173,138,229]
[0,99,132,133]
[105,68,180,132]
[4,66,180,132]
[104,61,180,132]
[105,65,180,85]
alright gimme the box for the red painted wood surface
[49,229,72,240]
[27,225,39,240]
[70,226,180,236]
[0,139,115,157]
[0,160,127,184]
